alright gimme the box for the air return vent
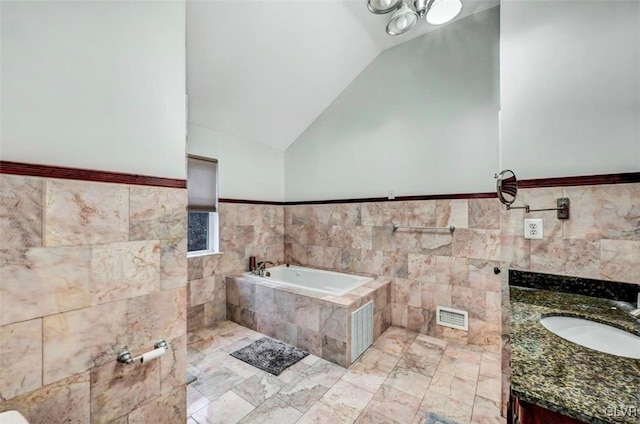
[436,306,468,331]
[351,301,374,363]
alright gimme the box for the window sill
[187,251,223,258]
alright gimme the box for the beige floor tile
[276,359,311,384]
[192,350,232,374]
[186,324,502,424]
[409,335,447,355]
[443,343,483,364]
[301,354,322,366]
[476,375,501,404]
[301,359,347,388]
[366,385,421,424]
[342,362,388,394]
[384,366,431,398]
[197,331,247,354]
[427,372,477,406]
[372,328,418,357]
[232,372,285,407]
[414,334,448,349]
[396,349,441,377]
[276,378,329,413]
[419,391,473,423]
[435,355,480,382]
[187,364,202,378]
[471,395,505,424]
[410,410,427,424]
[223,357,262,379]
[192,367,247,401]
[187,386,210,416]
[355,408,401,424]
[191,391,254,424]
[395,336,444,377]
[188,345,206,363]
[320,380,374,420]
[237,396,302,424]
[356,347,401,373]
[296,399,353,423]
[221,337,258,353]
[479,351,501,378]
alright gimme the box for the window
[187,155,219,255]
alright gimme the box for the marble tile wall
[0,174,188,423]
[500,182,640,415]
[283,199,503,353]
[186,202,285,333]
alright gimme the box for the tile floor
[187,321,505,424]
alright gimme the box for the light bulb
[396,15,407,30]
[426,0,462,25]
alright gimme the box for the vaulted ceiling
[186,0,499,151]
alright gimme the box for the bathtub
[228,265,391,367]
[243,265,373,296]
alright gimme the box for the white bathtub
[243,265,373,296]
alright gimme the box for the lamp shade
[425,0,462,25]
[367,0,402,14]
[386,3,418,35]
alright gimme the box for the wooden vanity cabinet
[510,395,587,424]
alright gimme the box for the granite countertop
[510,286,640,424]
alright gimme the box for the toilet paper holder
[117,340,168,365]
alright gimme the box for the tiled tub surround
[0,174,188,423]
[510,284,640,424]
[500,182,640,416]
[226,273,391,367]
[187,202,285,333]
[284,199,503,352]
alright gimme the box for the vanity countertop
[510,286,640,424]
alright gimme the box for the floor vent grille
[351,301,373,363]
[436,306,468,331]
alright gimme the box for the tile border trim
[0,160,187,189]
[517,172,640,189]
[222,171,640,205]
[3,161,635,201]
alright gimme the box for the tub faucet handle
[256,261,274,276]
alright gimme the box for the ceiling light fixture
[367,0,463,36]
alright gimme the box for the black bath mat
[230,337,309,376]
[424,412,460,424]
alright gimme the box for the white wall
[187,124,285,202]
[1,1,186,179]
[500,0,640,179]
[284,7,500,202]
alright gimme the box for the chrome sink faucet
[255,261,274,277]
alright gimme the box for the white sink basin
[540,316,640,359]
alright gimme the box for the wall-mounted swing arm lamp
[367,0,463,36]
[495,170,570,220]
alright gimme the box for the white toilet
[0,411,30,424]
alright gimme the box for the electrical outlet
[524,218,543,239]
[388,189,395,200]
